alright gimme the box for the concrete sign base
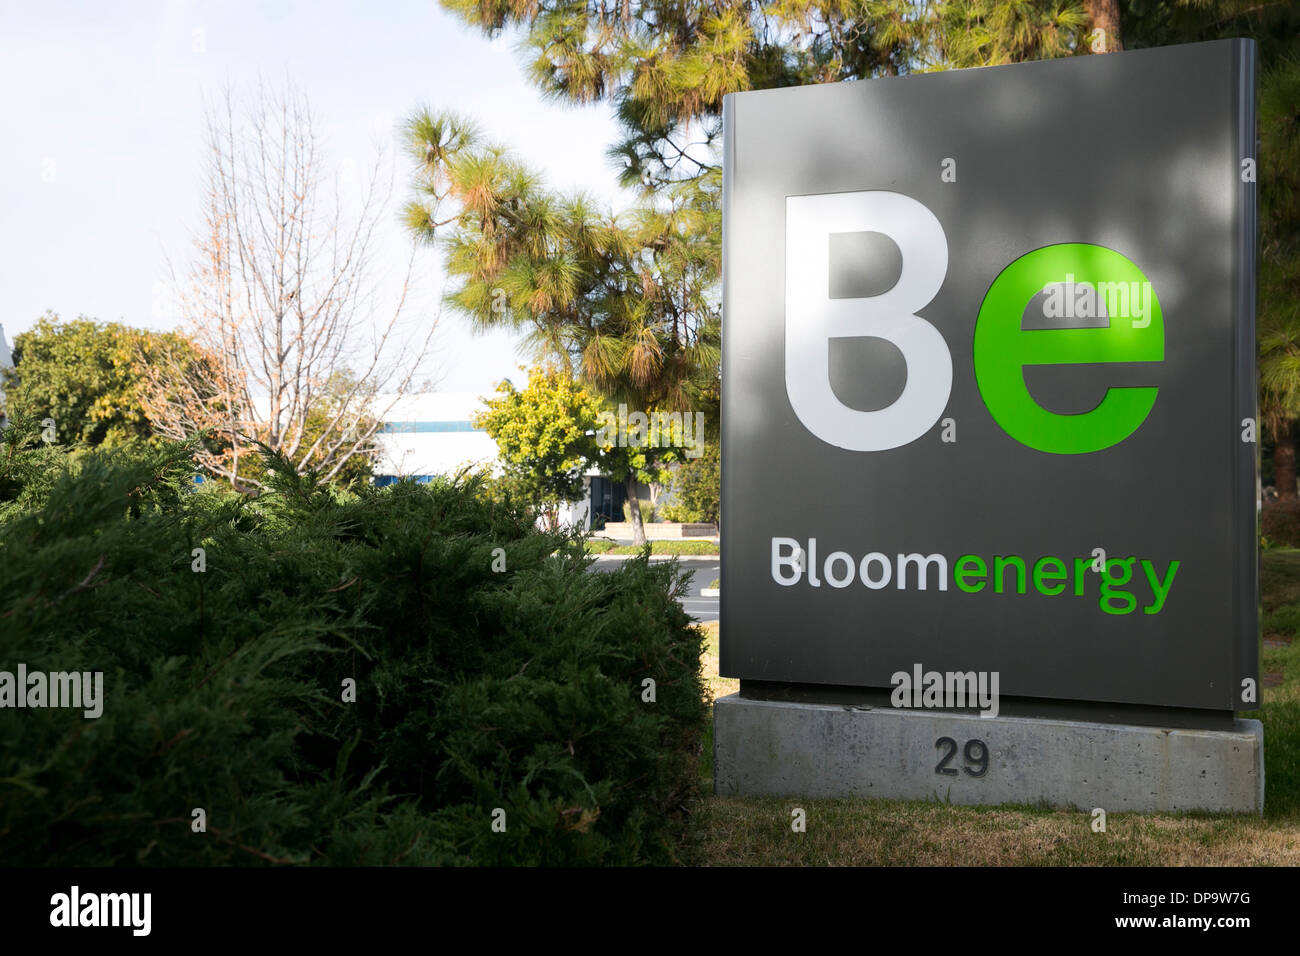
[714,695,1264,814]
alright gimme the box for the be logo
[785,191,1164,454]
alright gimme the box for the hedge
[0,418,708,865]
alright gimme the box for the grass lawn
[685,552,1300,865]
[586,538,719,556]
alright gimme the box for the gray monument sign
[716,40,1263,811]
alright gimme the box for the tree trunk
[626,474,647,547]
[1276,419,1299,501]
[1085,0,1123,52]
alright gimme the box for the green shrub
[1263,500,1300,548]
[657,502,689,522]
[660,444,719,525]
[622,497,655,523]
[0,420,707,865]
[1265,604,1300,637]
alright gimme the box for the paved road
[587,556,720,623]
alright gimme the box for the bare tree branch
[143,77,441,488]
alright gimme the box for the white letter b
[784,191,951,451]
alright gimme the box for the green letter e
[973,243,1163,454]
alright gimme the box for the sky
[0,0,638,392]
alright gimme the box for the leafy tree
[473,366,703,540]
[474,366,604,527]
[440,0,892,189]
[437,1,1115,192]
[1256,55,1300,497]
[403,111,719,543]
[591,411,695,539]
[936,0,1089,67]
[402,111,719,399]
[1122,0,1299,64]
[1,312,204,451]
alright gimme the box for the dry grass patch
[695,620,737,702]
[688,797,1300,866]
[689,559,1300,865]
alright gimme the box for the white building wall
[370,392,498,480]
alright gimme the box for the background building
[370,391,497,486]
